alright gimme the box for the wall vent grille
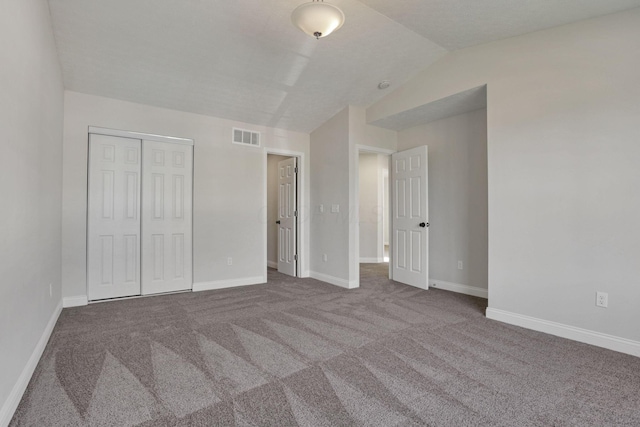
[232,128,260,147]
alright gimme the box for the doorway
[358,151,389,264]
[355,145,430,290]
[265,150,304,279]
[383,170,389,262]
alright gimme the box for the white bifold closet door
[141,140,193,295]
[87,134,193,301]
[87,134,142,301]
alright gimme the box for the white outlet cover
[596,291,608,308]
[331,204,339,213]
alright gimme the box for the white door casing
[87,134,142,300]
[141,140,193,295]
[277,157,297,276]
[391,146,429,289]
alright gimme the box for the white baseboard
[430,279,488,299]
[486,308,640,358]
[267,260,278,269]
[310,271,359,289]
[1,300,62,426]
[63,295,88,308]
[193,276,265,292]
[359,257,384,263]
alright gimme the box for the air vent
[232,128,260,147]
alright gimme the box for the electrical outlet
[322,254,328,262]
[457,261,463,270]
[331,204,339,213]
[49,283,52,298]
[227,257,233,266]
[596,292,608,308]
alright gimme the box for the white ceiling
[48,0,640,133]
[358,0,640,50]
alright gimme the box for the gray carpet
[11,264,640,426]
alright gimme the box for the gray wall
[0,0,64,420]
[267,155,290,267]
[398,109,488,289]
[370,9,640,343]
[62,92,310,299]
[310,107,352,285]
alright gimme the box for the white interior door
[277,157,297,276]
[87,134,141,300]
[142,140,193,295]
[391,146,429,289]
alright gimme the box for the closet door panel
[142,140,193,295]
[87,134,141,300]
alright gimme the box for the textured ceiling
[48,0,640,133]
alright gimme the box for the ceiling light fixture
[291,0,345,39]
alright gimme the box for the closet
[87,128,193,301]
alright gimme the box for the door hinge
[294,210,298,217]
[294,167,298,173]
[294,254,298,261]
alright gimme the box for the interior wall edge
[62,295,89,308]
[431,279,488,299]
[309,271,359,289]
[193,276,265,293]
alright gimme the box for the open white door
[141,140,193,295]
[277,157,297,276]
[391,146,429,289]
[87,134,142,300]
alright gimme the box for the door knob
[419,222,429,228]
[276,220,281,224]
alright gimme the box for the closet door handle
[276,220,281,224]
[419,222,429,228]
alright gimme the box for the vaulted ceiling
[48,0,640,133]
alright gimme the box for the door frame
[355,145,395,280]
[264,148,306,280]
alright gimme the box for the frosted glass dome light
[291,0,345,39]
